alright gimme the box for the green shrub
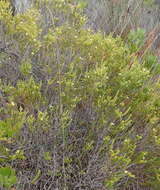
[0,0,159,189]
[0,167,17,189]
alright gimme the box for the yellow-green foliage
[0,0,159,189]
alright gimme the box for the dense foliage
[0,0,160,189]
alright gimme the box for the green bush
[0,0,159,189]
[0,167,17,189]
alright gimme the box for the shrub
[0,0,159,189]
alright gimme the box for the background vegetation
[0,0,160,189]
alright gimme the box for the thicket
[0,0,160,190]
